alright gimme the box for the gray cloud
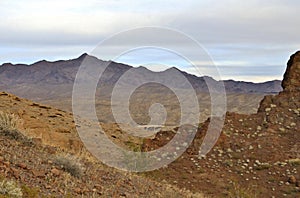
[0,0,299,82]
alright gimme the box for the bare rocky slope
[0,92,203,197]
[141,51,300,197]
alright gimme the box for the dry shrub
[0,111,20,131]
[53,154,83,178]
[288,158,300,166]
[0,111,32,145]
[0,178,23,198]
[228,182,257,198]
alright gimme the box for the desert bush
[0,111,20,131]
[0,111,32,145]
[121,149,151,172]
[160,184,205,198]
[228,182,257,198]
[53,155,83,178]
[254,163,271,170]
[21,185,39,198]
[0,179,23,198]
[288,158,300,166]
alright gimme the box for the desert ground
[0,52,299,197]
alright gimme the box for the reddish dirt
[0,128,203,197]
[141,52,300,197]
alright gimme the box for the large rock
[258,51,300,115]
[282,51,300,91]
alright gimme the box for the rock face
[258,51,300,113]
[282,51,300,91]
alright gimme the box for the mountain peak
[165,66,180,72]
[1,63,13,67]
[76,53,105,63]
[136,66,148,70]
[77,53,89,59]
[34,60,49,64]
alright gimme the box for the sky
[0,0,299,82]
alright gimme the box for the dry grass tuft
[228,182,257,198]
[0,111,20,132]
[288,158,300,166]
[0,111,32,145]
[0,178,23,198]
[53,154,83,178]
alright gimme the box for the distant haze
[1,0,299,82]
[0,54,282,124]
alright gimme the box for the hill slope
[142,51,300,197]
[0,92,204,197]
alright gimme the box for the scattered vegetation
[288,158,300,166]
[121,142,153,172]
[21,185,39,198]
[0,111,32,145]
[53,155,83,178]
[255,163,272,170]
[0,178,23,198]
[228,182,257,198]
[125,141,142,152]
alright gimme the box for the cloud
[0,1,167,46]
[3,0,299,46]
[0,0,299,82]
[184,65,284,82]
[172,0,300,44]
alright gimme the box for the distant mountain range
[0,53,282,97]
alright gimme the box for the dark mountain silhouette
[0,53,282,96]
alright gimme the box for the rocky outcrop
[282,51,300,91]
[258,51,300,114]
[258,51,300,135]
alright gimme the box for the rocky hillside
[141,51,300,197]
[0,94,204,197]
[0,92,81,153]
[0,126,204,197]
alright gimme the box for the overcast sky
[1,0,299,82]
